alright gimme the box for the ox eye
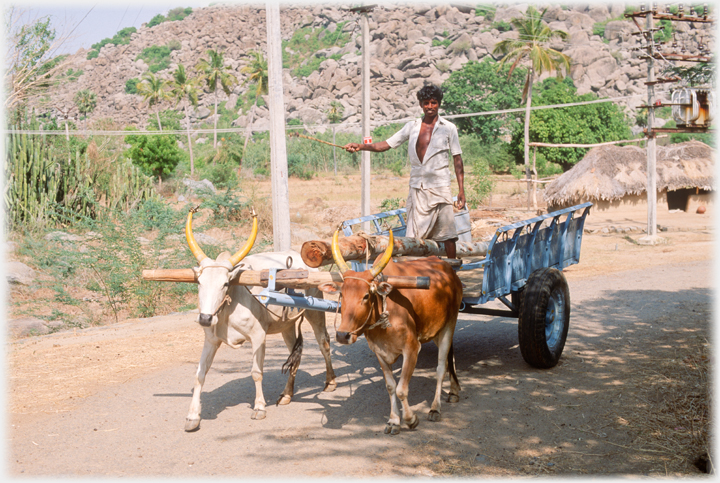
[361,293,370,303]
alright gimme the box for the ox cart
[143,202,592,369]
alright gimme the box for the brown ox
[320,229,462,434]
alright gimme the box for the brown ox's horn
[369,228,394,279]
[185,206,208,263]
[331,226,351,273]
[228,207,258,267]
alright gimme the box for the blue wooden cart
[258,202,593,368]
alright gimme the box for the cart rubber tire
[518,267,570,368]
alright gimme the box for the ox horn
[186,206,207,263]
[331,226,351,273]
[369,229,394,279]
[228,207,258,267]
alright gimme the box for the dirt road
[8,256,712,477]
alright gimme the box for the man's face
[420,98,439,117]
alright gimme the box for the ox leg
[248,330,268,420]
[376,356,402,435]
[307,310,337,392]
[428,323,459,422]
[396,343,420,430]
[276,326,299,406]
[185,336,221,432]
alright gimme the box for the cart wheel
[518,267,570,368]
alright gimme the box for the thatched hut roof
[544,140,715,205]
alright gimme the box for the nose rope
[212,294,232,317]
[338,276,391,335]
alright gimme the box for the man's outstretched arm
[453,154,466,210]
[343,141,391,153]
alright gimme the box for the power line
[6,95,644,136]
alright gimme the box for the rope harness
[333,274,391,336]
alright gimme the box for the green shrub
[136,44,172,73]
[287,153,315,179]
[282,22,351,74]
[432,38,453,47]
[125,77,140,94]
[86,26,136,59]
[199,187,251,223]
[125,133,181,179]
[148,109,183,133]
[491,20,512,32]
[147,14,166,28]
[65,68,83,82]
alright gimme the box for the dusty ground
[6,173,715,477]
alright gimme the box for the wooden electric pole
[643,8,659,243]
[266,2,291,251]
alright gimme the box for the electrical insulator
[679,3,684,16]
[641,3,646,12]
[704,4,708,16]
[672,33,678,49]
[652,2,657,11]
[689,6,696,16]
[666,5,671,13]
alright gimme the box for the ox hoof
[448,394,460,403]
[324,381,337,393]
[406,414,419,430]
[184,418,201,432]
[251,409,267,420]
[427,410,442,422]
[384,423,401,435]
[276,394,292,406]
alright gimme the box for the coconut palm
[196,49,238,149]
[73,89,96,130]
[136,72,172,131]
[493,6,570,209]
[240,50,268,160]
[327,100,344,176]
[171,64,200,175]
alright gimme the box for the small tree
[73,89,97,129]
[327,100,344,175]
[136,72,172,131]
[493,6,570,209]
[171,64,200,175]
[196,49,238,150]
[240,50,268,162]
[125,133,181,182]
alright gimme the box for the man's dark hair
[417,84,443,104]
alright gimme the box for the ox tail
[281,318,304,375]
[447,342,460,390]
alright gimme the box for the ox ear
[229,262,249,281]
[376,281,394,296]
[318,282,340,295]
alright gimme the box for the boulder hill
[37,3,714,133]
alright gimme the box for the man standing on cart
[343,83,466,258]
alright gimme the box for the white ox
[184,208,336,431]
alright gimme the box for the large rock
[9,317,50,338]
[604,21,634,42]
[7,261,36,286]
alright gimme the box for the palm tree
[327,100,344,176]
[240,50,268,160]
[73,89,97,130]
[196,49,238,150]
[493,6,570,209]
[171,64,200,175]
[136,72,172,131]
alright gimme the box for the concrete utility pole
[351,4,376,230]
[361,9,372,225]
[642,8,659,243]
[266,2,291,251]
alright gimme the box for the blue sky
[11,0,212,56]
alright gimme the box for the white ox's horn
[186,207,207,263]
[185,206,259,266]
[228,208,258,267]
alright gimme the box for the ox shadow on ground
[151,285,710,474]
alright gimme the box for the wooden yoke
[141,268,430,290]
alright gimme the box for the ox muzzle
[335,331,358,345]
[198,313,213,327]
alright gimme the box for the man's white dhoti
[405,185,458,242]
